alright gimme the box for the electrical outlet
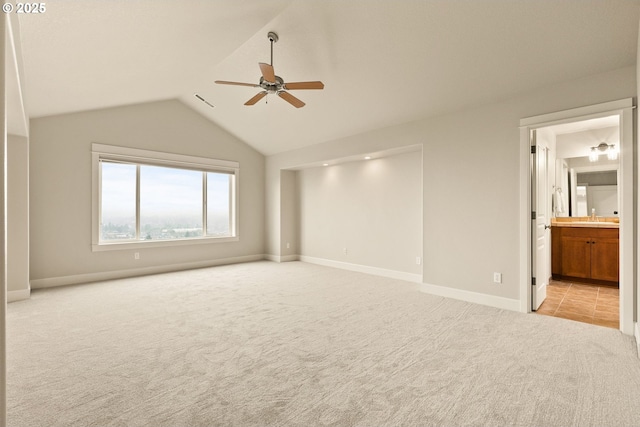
[343,248,348,255]
[286,242,290,249]
[134,252,140,260]
[416,257,422,265]
[493,272,502,284]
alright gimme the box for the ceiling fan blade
[259,62,276,83]
[215,80,259,87]
[284,81,324,90]
[244,91,267,106]
[278,91,305,108]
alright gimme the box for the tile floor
[534,280,619,329]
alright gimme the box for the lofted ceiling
[16,0,640,156]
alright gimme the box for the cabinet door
[590,237,619,282]
[551,227,562,276]
[561,236,591,278]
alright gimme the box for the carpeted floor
[7,261,640,426]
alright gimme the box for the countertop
[551,222,619,229]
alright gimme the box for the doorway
[519,98,634,335]
[536,279,619,328]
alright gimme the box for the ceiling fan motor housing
[260,75,284,93]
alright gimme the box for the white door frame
[531,132,551,310]
[518,98,634,335]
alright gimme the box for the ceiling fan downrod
[267,31,278,67]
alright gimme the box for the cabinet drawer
[560,227,618,239]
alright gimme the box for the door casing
[519,98,634,335]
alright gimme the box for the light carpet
[7,261,640,426]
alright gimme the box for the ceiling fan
[215,32,324,108]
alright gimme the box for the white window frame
[92,143,239,251]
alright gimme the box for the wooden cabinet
[551,226,619,283]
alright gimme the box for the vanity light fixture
[589,142,617,162]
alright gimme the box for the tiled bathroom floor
[534,280,619,329]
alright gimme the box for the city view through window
[100,162,233,242]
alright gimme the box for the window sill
[92,235,239,252]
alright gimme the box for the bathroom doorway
[535,118,620,328]
[519,98,634,334]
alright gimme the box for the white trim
[635,322,640,358]
[30,254,264,289]
[519,126,532,313]
[519,98,634,335]
[420,282,520,312]
[7,288,30,303]
[520,99,633,127]
[93,235,240,252]
[264,254,299,262]
[92,143,239,171]
[299,255,422,283]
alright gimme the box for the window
[92,144,238,250]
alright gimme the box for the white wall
[267,66,636,305]
[29,99,265,286]
[297,151,422,276]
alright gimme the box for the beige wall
[280,170,299,258]
[7,134,29,295]
[29,99,265,285]
[297,151,422,275]
[637,18,640,344]
[266,66,636,303]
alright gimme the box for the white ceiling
[552,120,620,160]
[549,116,620,136]
[16,0,640,156]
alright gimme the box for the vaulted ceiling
[16,0,640,155]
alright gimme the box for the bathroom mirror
[555,156,618,218]
[546,116,620,219]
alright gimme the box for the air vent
[194,93,215,109]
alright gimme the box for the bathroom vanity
[551,220,619,284]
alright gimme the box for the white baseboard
[264,254,299,263]
[635,322,640,358]
[8,288,30,303]
[420,282,520,312]
[299,255,423,283]
[30,254,265,289]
